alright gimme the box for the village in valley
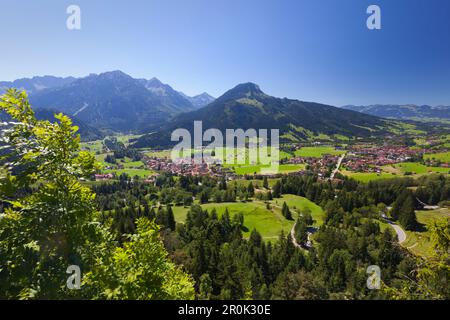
[85,133,450,184]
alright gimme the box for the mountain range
[3,71,439,147]
[0,71,215,133]
[341,104,450,121]
[133,83,392,148]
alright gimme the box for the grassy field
[103,168,154,178]
[80,139,105,154]
[173,201,294,240]
[119,158,145,168]
[333,134,351,141]
[402,208,450,258]
[342,162,450,183]
[172,195,323,240]
[388,121,426,135]
[340,170,397,183]
[271,194,325,226]
[424,151,450,163]
[391,162,449,175]
[226,164,267,175]
[294,146,344,158]
[227,163,305,175]
[143,149,172,158]
[80,135,152,178]
[94,153,112,168]
[115,134,142,146]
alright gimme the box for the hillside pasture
[402,208,450,258]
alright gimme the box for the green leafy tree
[0,89,100,299]
[84,218,194,299]
[416,220,450,299]
[0,90,194,300]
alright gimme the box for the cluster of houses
[146,157,212,176]
[94,173,114,180]
[92,142,450,182]
[342,145,417,172]
[341,144,450,173]
[285,154,340,177]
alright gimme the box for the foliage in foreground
[0,89,194,299]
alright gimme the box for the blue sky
[0,0,449,106]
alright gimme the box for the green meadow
[424,151,450,163]
[294,146,344,158]
[173,201,294,241]
[340,170,397,183]
[80,139,105,154]
[392,162,449,175]
[342,162,450,183]
[143,149,172,158]
[172,195,324,241]
[271,194,325,226]
[403,208,450,258]
[227,163,305,175]
[115,134,143,146]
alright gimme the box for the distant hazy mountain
[180,92,215,109]
[137,77,197,112]
[0,76,76,95]
[1,71,215,133]
[27,71,201,132]
[134,82,390,148]
[341,104,450,121]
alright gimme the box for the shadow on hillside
[414,222,427,233]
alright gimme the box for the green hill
[134,83,393,148]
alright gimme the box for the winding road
[290,222,316,249]
[290,222,302,249]
[291,217,407,250]
[382,217,407,243]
